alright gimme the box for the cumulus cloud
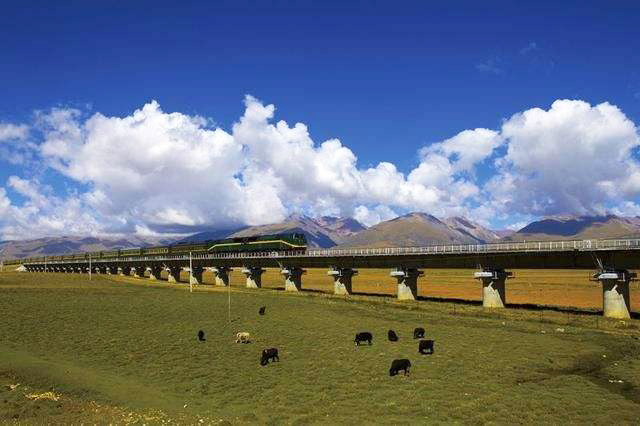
[486,99,640,216]
[420,128,503,173]
[0,96,639,239]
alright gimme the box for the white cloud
[0,96,639,239]
[0,123,28,141]
[0,123,34,165]
[353,205,397,227]
[0,177,110,240]
[486,99,640,216]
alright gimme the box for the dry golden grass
[52,266,638,313]
[177,268,639,313]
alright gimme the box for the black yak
[354,332,373,346]
[259,306,266,315]
[413,327,425,339]
[197,330,206,342]
[260,348,279,366]
[418,339,434,355]
[388,330,399,342]
[389,359,411,376]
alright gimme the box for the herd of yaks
[197,306,436,376]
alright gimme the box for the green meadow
[1,272,639,424]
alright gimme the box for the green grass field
[1,272,639,424]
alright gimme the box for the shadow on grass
[521,343,640,405]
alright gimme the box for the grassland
[1,271,639,424]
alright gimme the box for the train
[3,232,308,265]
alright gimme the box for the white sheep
[235,332,251,343]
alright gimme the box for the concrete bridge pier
[186,266,204,285]
[329,268,358,295]
[209,267,232,286]
[474,269,513,308]
[106,267,115,275]
[593,270,636,319]
[148,266,163,281]
[390,268,424,300]
[132,266,146,278]
[166,266,182,283]
[243,267,265,289]
[118,266,131,276]
[281,267,306,292]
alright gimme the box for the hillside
[443,216,504,242]
[503,215,640,241]
[337,212,500,248]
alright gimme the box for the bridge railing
[19,238,640,265]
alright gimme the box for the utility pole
[189,251,193,293]
[89,254,92,281]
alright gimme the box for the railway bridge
[19,238,640,319]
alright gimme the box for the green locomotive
[205,233,307,253]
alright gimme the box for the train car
[72,253,86,260]
[100,250,120,259]
[87,251,101,260]
[120,248,142,257]
[168,242,209,255]
[142,246,169,256]
[62,254,75,261]
[207,233,307,254]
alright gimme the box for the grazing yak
[235,332,251,343]
[197,330,206,342]
[418,339,434,355]
[413,327,425,339]
[260,348,279,366]
[259,306,266,315]
[354,332,373,346]
[388,330,399,342]
[389,359,411,376]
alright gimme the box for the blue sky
[1,1,640,238]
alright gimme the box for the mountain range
[2,213,640,261]
[337,213,503,248]
[502,215,640,241]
